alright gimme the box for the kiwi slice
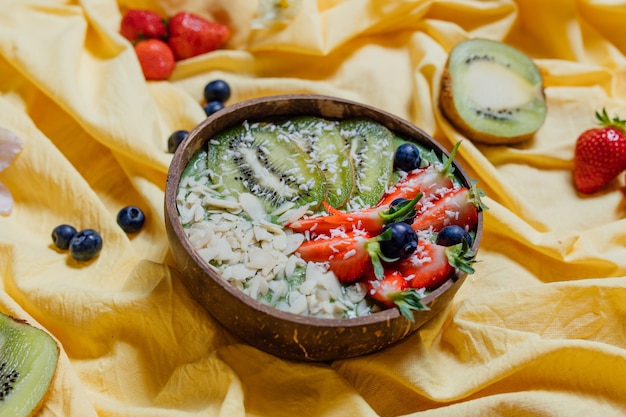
[208,121,327,212]
[439,38,547,145]
[339,118,395,209]
[0,313,59,416]
[279,116,354,208]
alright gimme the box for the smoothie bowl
[164,95,484,361]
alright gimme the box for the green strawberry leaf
[468,179,489,211]
[596,108,626,132]
[439,140,461,179]
[445,240,477,275]
[389,289,429,322]
[379,192,423,223]
[365,227,400,279]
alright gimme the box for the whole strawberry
[134,39,175,80]
[120,9,168,43]
[167,12,230,60]
[573,109,626,193]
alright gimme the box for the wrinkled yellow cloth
[1,0,626,415]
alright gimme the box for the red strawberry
[294,226,406,283]
[366,270,426,320]
[397,238,475,291]
[367,271,409,308]
[295,230,373,283]
[120,9,167,43]
[573,109,626,193]
[287,192,422,236]
[411,181,485,233]
[134,39,175,80]
[376,140,461,207]
[167,12,230,60]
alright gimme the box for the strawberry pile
[120,9,230,80]
[573,109,626,193]
[288,142,486,320]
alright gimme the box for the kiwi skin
[439,39,547,145]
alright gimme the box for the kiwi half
[439,38,547,145]
[207,121,328,212]
[0,313,59,417]
[206,117,396,213]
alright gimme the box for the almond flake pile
[177,154,374,319]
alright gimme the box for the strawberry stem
[595,108,626,132]
[444,239,477,275]
[439,140,462,177]
[366,227,400,279]
[389,289,429,321]
[378,192,423,222]
[468,179,489,211]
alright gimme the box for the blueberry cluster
[51,206,145,262]
[203,79,230,116]
[166,79,231,153]
[51,225,102,261]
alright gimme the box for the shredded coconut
[177,152,374,319]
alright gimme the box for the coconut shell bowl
[164,94,483,362]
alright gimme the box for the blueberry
[394,143,421,172]
[69,229,103,261]
[167,130,189,153]
[436,225,472,247]
[379,222,418,259]
[203,100,224,116]
[51,224,77,250]
[117,206,145,233]
[203,80,231,103]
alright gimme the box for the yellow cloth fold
[1,0,625,416]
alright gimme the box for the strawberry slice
[412,180,486,233]
[377,164,453,207]
[295,230,373,284]
[377,141,462,207]
[287,192,422,236]
[295,226,412,283]
[397,239,476,291]
[366,270,427,320]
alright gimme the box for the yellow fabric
[1,0,625,415]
